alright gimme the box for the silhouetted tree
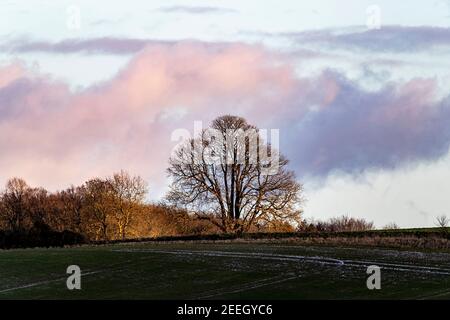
[435,215,449,231]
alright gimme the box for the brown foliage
[0,173,224,244]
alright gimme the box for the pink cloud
[0,43,315,196]
[0,62,27,88]
[1,42,450,197]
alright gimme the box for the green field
[1,242,450,299]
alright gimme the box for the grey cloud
[281,71,450,178]
[0,38,234,55]
[1,37,172,55]
[157,6,237,15]
[283,25,450,52]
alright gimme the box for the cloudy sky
[1,0,450,227]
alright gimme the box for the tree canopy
[167,115,303,233]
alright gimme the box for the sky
[1,0,450,227]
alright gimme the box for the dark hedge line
[1,228,448,249]
[0,223,86,249]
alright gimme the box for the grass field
[1,242,450,299]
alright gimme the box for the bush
[297,215,374,233]
[0,222,86,249]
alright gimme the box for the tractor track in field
[113,249,346,266]
[113,248,450,276]
[194,274,301,299]
[0,270,101,294]
[417,288,450,300]
[2,247,449,297]
[0,259,135,294]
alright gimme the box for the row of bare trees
[1,115,306,243]
[0,171,215,242]
[0,175,294,245]
[298,216,375,233]
[0,171,150,241]
[0,173,248,245]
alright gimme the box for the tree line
[0,170,301,248]
[0,115,376,248]
[0,171,222,246]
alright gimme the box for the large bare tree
[167,115,303,233]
